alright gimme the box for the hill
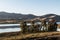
[0,12,37,20]
[40,14,60,22]
[0,12,60,21]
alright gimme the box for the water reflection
[0,24,20,26]
[57,28,60,31]
[0,22,59,33]
[0,28,21,33]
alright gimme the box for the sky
[0,0,60,16]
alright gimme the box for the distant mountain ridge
[40,14,60,22]
[0,12,60,21]
[0,12,37,20]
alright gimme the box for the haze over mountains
[0,12,60,22]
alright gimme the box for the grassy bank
[0,31,60,40]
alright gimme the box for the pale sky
[0,0,60,16]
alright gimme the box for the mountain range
[0,12,60,22]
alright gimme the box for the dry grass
[58,24,60,28]
[0,32,60,40]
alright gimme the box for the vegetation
[0,32,60,40]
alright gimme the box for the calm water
[0,24,21,33]
[0,22,60,33]
[0,28,21,33]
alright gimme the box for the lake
[0,22,60,33]
[0,28,21,33]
